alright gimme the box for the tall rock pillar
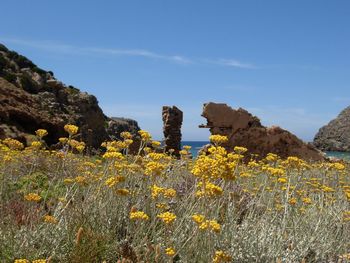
[162,106,183,156]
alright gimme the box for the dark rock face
[0,44,140,148]
[162,106,183,156]
[199,102,324,161]
[107,117,140,140]
[314,106,350,151]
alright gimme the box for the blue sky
[1,1,350,141]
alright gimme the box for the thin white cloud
[0,37,254,69]
[214,59,256,69]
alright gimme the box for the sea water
[181,141,350,160]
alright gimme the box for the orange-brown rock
[199,102,324,161]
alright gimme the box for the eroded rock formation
[162,106,183,156]
[0,43,140,148]
[199,102,324,161]
[314,106,350,151]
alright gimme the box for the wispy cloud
[211,59,256,69]
[0,37,255,69]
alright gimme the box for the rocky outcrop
[199,102,324,161]
[107,117,140,140]
[314,106,350,151]
[0,43,140,148]
[162,106,183,156]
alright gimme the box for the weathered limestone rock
[162,106,183,156]
[314,106,350,151]
[199,102,324,161]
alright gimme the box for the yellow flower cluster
[24,193,42,202]
[192,214,221,233]
[199,219,221,233]
[151,140,161,148]
[2,138,24,150]
[68,139,85,152]
[102,151,124,159]
[196,181,223,197]
[43,215,58,224]
[151,184,176,199]
[145,161,166,176]
[157,212,176,224]
[105,175,125,187]
[64,124,79,136]
[213,250,232,263]
[130,210,149,221]
[138,130,152,141]
[31,141,42,149]
[120,131,133,139]
[209,134,228,145]
[35,129,48,138]
[233,146,248,154]
[165,247,176,256]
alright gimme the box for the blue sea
[181,141,350,160]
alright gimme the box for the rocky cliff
[199,102,324,161]
[314,106,350,151]
[0,43,140,148]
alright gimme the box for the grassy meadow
[0,126,349,262]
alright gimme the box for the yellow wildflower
[151,140,161,148]
[31,141,42,149]
[288,198,297,205]
[213,250,232,263]
[64,124,79,136]
[302,197,312,205]
[183,145,192,150]
[120,131,132,139]
[163,188,176,198]
[234,146,248,154]
[102,151,124,159]
[130,211,149,221]
[24,193,41,202]
[35,129,48,138]
[157,212,176,224]
[145,161,166,176]
[277,177,288,184]
[59,137,68,144]
[199,219,221,233]
[209,134,228,145]
[105,176,125,187]
[332,162,345,171]
[265,153,278,162]
[3,138,24,150]
[192,214,205,224]
[138,130,152,141]
[43,215,58,224]
[165,247,176,256]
